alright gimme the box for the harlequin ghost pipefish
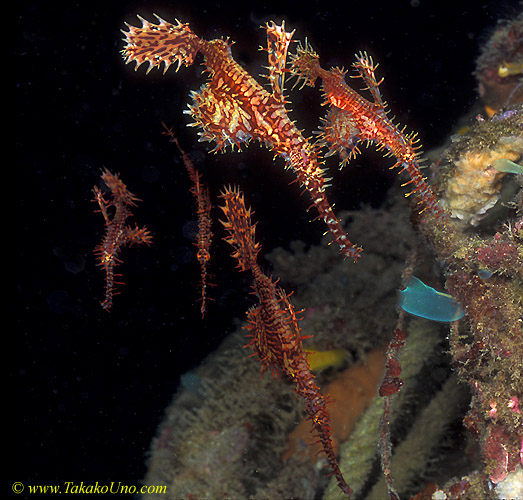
[93,169,152,310]
[290,42,448,220]
[162,125,213,318]
[121,16,362,260]
[219,186,353,497]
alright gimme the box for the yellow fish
[306,347,347,372]
[498,61,523,78]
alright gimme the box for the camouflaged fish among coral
[98,8,523,500]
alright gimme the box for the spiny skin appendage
[121,15,201,73]
[263,21,295,102]
[288,41,322,88]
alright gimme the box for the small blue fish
[492,159,523,175]
[478,268,492,280]
[398,277,465,322]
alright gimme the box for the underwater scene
[16,1,522,499]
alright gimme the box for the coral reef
[437,110,523,226]
[412,106,523,498]
[324,320,470,500]
[142,198,426,499]
[142,329,308,499]
[116,11,522,500]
